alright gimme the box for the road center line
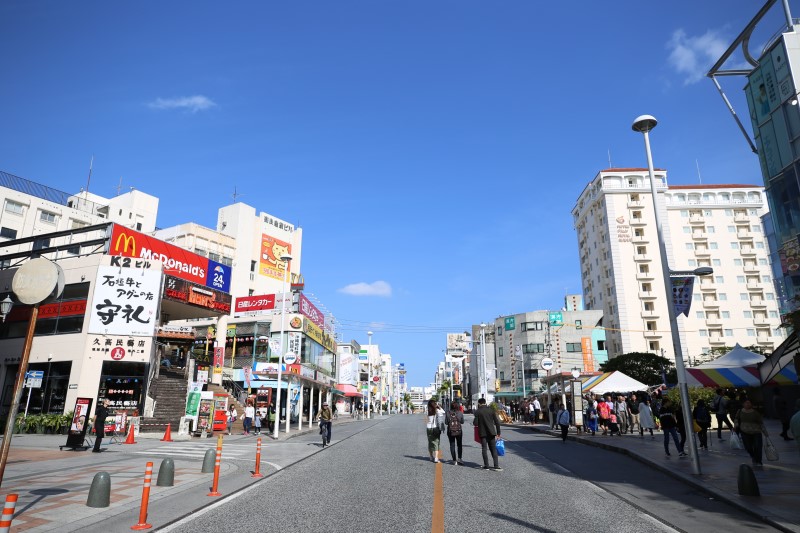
[431,450,444,533]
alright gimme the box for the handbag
[495,437,505,457]
[473,425,481,443]
[693,420,702,433]
[729,432,744,450]
[764,436,779,461]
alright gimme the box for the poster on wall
[88,266,161,336]
[63,397,93,450]
[259,234,292,280]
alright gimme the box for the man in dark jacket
[659,398,686,457]
[473,398,502,471]
[92,399,111,453]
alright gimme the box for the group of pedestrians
[425,397,503,471]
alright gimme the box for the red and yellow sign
[259,234,291,281]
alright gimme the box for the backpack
[447,413,462,436]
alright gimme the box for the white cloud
[667,28,729,85]
[147,95,216,113]
[337,281,392,297]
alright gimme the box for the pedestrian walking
[639,397,656,438]
[628,394,640,434]
[91,399,111,453]
[616,395,630,435]
[693,399,712,449]
[712,388,734,441]
[549,399,557,429]
[659,398,686,457]
[242,400,254,435]
[446,401,465,465]
[473,398,502,471]
[267,402,276,433]
[532,396,542,424]
[318,401,333,446]
[226,404,237,435]
[773,388,794,441]
[426,398,445,463]
[253,407,262,435]
[598,395,611,436]
[556,402,571,442]
[734,399,765,466]
[585,396,598,436]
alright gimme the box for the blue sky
[0,1,790,386]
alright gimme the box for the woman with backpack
[446,401,465,465]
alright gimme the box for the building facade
[572,168,783,363]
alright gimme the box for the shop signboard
[213,347,224,375]
[63,397,93,449]
[109,224,231,292]
[163,276,232,314]
[234,294,276,315]
[87,266,160,336]
[299,293,324,329]
[258,233,292,281]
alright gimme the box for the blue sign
[25,370,44,379]
[206,259,232,293]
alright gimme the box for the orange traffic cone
[124,424,137,444]
[160,423,173,442]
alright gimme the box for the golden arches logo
[114,232,136,255]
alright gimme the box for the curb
[522,424,798,533]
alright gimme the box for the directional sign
[283,352,298,365]
[25,370,43,388]
[540,357,554,371]
[372,376,380,383]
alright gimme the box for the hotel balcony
[709,335,726,345]
[743,263,759,273]
[746,281,763,291]
[750,299,767,308]
[631,235,649,244]
[636,272,654,281]
[691,232,708,240]
[753,315,770,326]
[698,282,716,292]
[630,217,646,226]
[634,254,651,262]
[705,316,723,327]
[703,299,720,309]
[756,336,774,346]
[694,248,711,257]
[643,330,662,339]
[639,291,657,300]
[737,231,754,240]
[734,213,749,222]
[641,310,659,319]
[689,216,705,224]
[741,247,756,256]
[627,199,644,208]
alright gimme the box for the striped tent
[686,362,797,388]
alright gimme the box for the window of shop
[22,361,72,414]
[98,361,146,415]
[0,282,90,339]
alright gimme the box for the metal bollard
[131,462,154,530]
[0,494,18,533]
[86,472,111,508]
[201,449,215,473]
[207,435,223,497]
[156,458,175,487]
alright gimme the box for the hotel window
[693,294,701,301]
[575,320,582,329]
[727,226,735,233]
[753,224,762,232]
[710,242,718,249]
[688,259,696,266]
[737,276,745,283]
[762,275,771,282]
[756,242,765,249]
[40,211,56,224]
[743,310,752,318]
[719,293,727,301]
[566,343,582,352]
[767,293,775,300]
[713,259,721,266]
[747,329,756,336]
[725,329,733,337]
[707,226,716,233]
[722,311,730,319]
[730,242,739,249]
[699,330,708,337]
[759,258,768,265]
[685,243,694,250]
[740,293,749,300]
[683,226,691,233]
[715,276,724,283]
[734,258,742,266]
[696,311,704,319]
[0,227,17,239]
[725,209,733,215]
[498,347,503,357]
[769,311,779,318]
[4,200,24,215]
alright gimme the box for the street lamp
[0,296,12,322]
[479,323,488,400]
[273,253,292,439]
[633,114,707,475]
[366,331,373,419]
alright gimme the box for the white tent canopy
[582,371,648,395]
[696,343,765,369]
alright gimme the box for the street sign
[24,370,43,389]
[372,376,380,383]
[358,349,368,362]
[540,357,554,371]
[283,352,297,365]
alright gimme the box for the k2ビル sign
[88,266,160,336]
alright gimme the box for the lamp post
[479,323,487,400]
[273,253,292,439]
[633,115,711,476]
[366,331,373,420]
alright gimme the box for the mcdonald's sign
[108,224,231,292]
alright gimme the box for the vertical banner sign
[670,276,695,317]
[504,317,516,331]
[581,337,594,373]
[213,347,224,375]
[64,397,93,449]
[244,367,251,388]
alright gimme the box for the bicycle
[320,421,330,447]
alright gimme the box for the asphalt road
[154,414,779,533]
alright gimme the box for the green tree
[599,352,675,386]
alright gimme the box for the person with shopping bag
[473,398,502,471]
[734,399,766,466]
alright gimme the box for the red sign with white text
[299,293,324,329]
[234,294,276,313]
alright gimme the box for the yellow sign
[304,319,337,353]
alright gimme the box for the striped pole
[131,462,153,530]
[208,435,223,496]
[0,494,18,533]
[252,437,264,478]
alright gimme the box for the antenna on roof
[608,149,613,169]
[696,159,702,184]
[116,176,123,196]
[85,155,94,197]
[232,187,242,203]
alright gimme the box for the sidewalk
[0,414,369,532]
[522,418,800,533]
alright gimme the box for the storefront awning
[494,391,524,398]
[334,384,362,397]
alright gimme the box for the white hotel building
[572,168,784,364]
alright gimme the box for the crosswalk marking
[133,441,259,459]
